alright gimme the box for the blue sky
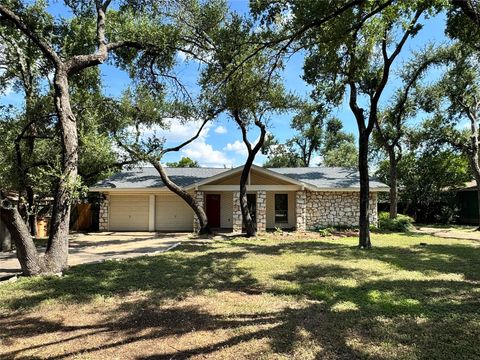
[0,1,450,167]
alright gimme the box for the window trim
[274,193,289,224]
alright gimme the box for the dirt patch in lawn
[1,233,479,359]
[0,292,324,360]
[414,225,480,242]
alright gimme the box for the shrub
[433,205,458,224]
[377,212,414,232]
[313,226,335,237]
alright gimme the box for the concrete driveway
[414,225,480,241]
[0,232,191,279]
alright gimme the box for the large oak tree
[0,0,174,274]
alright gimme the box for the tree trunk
[1,219,12,252]
[151,161,211,235]
[0,197,43,275]
[232,110,266,237]
[239,153,257,237]
[358,131,371,249]
[467,113,480,230]
[44,70,78,273]
[475,180,480,231]
[26,185,37,237]
[388,149,398,219]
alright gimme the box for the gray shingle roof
[270,167,387,189]
[92,165,388,190]
[93,167,227,189]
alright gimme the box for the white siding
[220,192,233,228]
[155,194,194,231]
[109,195,149,231]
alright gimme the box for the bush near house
[378,212,414,232]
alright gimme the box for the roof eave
[184,164,315,191]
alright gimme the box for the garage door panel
[109,195,149,231]
[156,195,193,231]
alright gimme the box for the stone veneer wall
[99,195,109,231]
[232,191,267,233]
[232,192,243,232]
[193,191,204,233]
[296,191,307,231]
[256,191,266,232]
[305,191,378,229]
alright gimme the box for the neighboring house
[90,165,389,232]
[451,181,479,225]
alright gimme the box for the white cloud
[223,138,268,166]
[125,118,239,168]
[214,125,228,134]
[183,141,234,168]
[223,140,248,156]
[180,121,235,167]
[177,50,188,61]
[132,118,210,144]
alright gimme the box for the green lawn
[1,233,479,359]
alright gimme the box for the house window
[275,194,288,223]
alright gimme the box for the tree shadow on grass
[1,238,480,359]
[1,246,255,310]
[229,239,346,256]
[2,285,478,360]
[363,243,480,281]
[231,237,480,281]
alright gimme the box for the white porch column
[256,191,267,232]
[193,191,204,233]
[148,195,155,231]
[296,191,307,231]
[99,194,109,231]
[232,192,243,232]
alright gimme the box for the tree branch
[162,118,210,154]
[369,8,423,132]
[0,5,61,67]
[233,109,252,152]
[451,0,480,27]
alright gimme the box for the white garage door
[156,195,194,231]
[109,195,149,231]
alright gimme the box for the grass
[0,232,479,359]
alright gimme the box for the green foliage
[435,204,459,225]
[323,118,354,153]
[199,11,293,130]
[323,142,358,168]
[446,2,480,51]
[263,115,357,168]
[262,134,302,167]
[166,157,200,168]
[376,149,470,222]
[378,212,414,232]
[286,102,324,166]
[417,44,480,155]
[317,227,335,237]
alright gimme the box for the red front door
[206,194,221,228]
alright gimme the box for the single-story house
[90,165,389,232]
[451,180,479,225]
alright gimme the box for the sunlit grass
[0,232,479,359]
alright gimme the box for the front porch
[193,189,306,233]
